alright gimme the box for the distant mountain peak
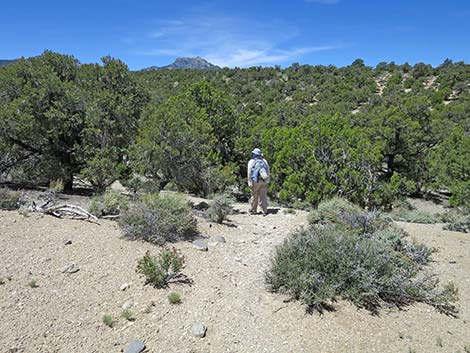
[0,59,18,67]
[142,57,220,71]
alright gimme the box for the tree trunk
[63,175,74,192]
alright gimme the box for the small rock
[61,264,79,274]
[192,322,207,338]
[209,236,226,246]
[192,239,208,251]
[448,260,457,264]
[120,283,130,291]
[64,240,72,246]
[124,339,145,353]
[122,299,134,311]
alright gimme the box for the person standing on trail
[247,148,270,215]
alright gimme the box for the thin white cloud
[129,14,344,67]
[205,45,344,67]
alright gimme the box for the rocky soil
[1,196,469,353]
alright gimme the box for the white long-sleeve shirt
[247,157,270,186]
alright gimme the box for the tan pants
[250,181,268,214]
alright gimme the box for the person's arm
[247,159,254,186]
[264,159,270,176]
[264,159,271,183]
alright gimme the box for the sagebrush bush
[89,190,129,217]
[205,194,233,223]
[388,208,438,224]
[120,193,197,244]
[308,197,364,225]
[443,215,470,233]
[309,197,391,234]
[0,188,22,210]
[137,248,185,288]
[267,198,458,315]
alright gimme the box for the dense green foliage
[266,198,458,315]
[0,51,148,191]
[131,82,238,195]
[133,59,470,208]
[1,52,469,208]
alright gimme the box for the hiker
[247,148,270,215]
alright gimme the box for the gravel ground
[1,198,469,353]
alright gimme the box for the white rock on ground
[122,299,134,311]
[61,264,79,274]
[124,339,145,353]
[192,322,207,338]
[192,239,208,251]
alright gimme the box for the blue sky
[1,0,469,70]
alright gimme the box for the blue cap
[252,148,262,156]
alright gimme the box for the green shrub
[388,208,438,224]
[205,194,233,224]
[120,193,197,244]
[48,179,64,194]
[89,190,129,217]
[203,164,239,195]
[120,176,163,196]
[309,197,391,234]
[308,197,363,225]
[168,292,182,304]
[0,188,22,210]
[291,200,312,211]
[443,215,470,233]
[28,279,39,288]
[102,314,114,327]
[136,248,185,288]
[267,199,458,315]
[80,149,128,193]
[121,309,136,321]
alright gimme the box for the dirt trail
[1,199,469,353]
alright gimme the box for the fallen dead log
[101,214,121,220]
[30,201,99,223]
